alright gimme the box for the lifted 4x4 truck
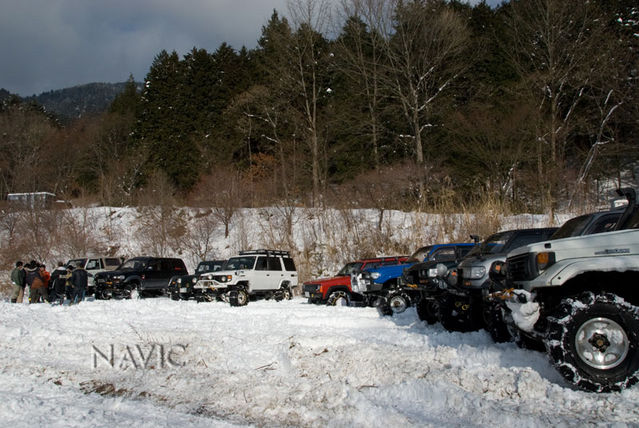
[194,250,297,306]
[303,256,408,306]
[497,188,639,392]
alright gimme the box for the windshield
[196,261,225,273]
[406,246,433,263]
[466,231,514,257]
[119,259,147,270]
[67,258,87,268]
[551,215,591,239]
[224,256,256,270]
[337,262,364,276]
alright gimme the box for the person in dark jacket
[10,261,26,303]
[49,262,67,304]
[71,265,88,304]
[24,261,40,303]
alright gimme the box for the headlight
[191,277,197,284]
[534,252,555,272]
[427,268,438,278]
[177,278,182,284]
[371,272,381,279]
[114,275,125,280]
[465,266,486,280]
[217,275,232,283]
[204,274,213,280]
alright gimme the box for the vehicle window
[337,262,363,276]
[458,246,473,258]
[431,248,455,262]
[467,232,514,256]
[147,260,162,271]
[225,256,256,270]
[506,232,551,252]
[552,215,591,239]
[268,257,283,271]
[255,257,268,271]
[121,259,146,270]
[68,258,87,269]
[85,259,100,270]
[283,258,296,271]
[381,260,400,266]
[407,246,433,263]
[105,258,120,267]
[588,213,622,234]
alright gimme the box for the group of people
[10,260,88,305]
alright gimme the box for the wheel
[229,289,249,307]
[327,291,350,307]
[439,295,477,332]
[546,292,639,392]
[170,292,180,301]
[277,287,292,301]
[376,297,393,316]
[484,300,517,343]
[416,298,439,324]
[388,293,410,314]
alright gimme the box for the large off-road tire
[327,291,350,307]
[546,292,639,392]
[439,295,477,332]
[388,293,410,314]
[376,297,393,317]
[416,298,439,325]
[229,289,249,307]
[484,301,517,343]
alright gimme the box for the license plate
[304,292,310,297]
[179,287,187,293]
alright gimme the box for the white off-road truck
[194,250,298,306]
[498,188,639,392]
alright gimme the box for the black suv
[94,256,188,299]
[167,260,226,301]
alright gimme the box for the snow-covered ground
[1,297,638,427]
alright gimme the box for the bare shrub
[135,172,186,256]
[180,209,222,268]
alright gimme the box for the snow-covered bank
[1,298,637,426]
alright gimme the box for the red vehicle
[303,256,408,306]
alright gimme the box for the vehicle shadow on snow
[383,307,567,387]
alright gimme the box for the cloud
[1,0,504,97]
[1,0,289,96]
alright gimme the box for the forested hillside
[1,0,637,213]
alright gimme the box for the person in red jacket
[29,264,48,304]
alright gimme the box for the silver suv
[194,250,298,306]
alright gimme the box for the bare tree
[285,0,333,205]
[380,0,470,167]
[504,0,605,210]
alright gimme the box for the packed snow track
[1,298,637,427]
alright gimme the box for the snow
[1,298,638,426]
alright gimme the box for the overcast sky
[1,0,500,97]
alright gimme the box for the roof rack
[239,249,291,257]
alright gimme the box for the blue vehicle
[351,243,475,308]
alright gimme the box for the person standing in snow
[29,264,48,304]
[10,261,26,303]
[24,260,39,303]
[65,265,74,300]
[70,264,88,304]
[49,262,67,304]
